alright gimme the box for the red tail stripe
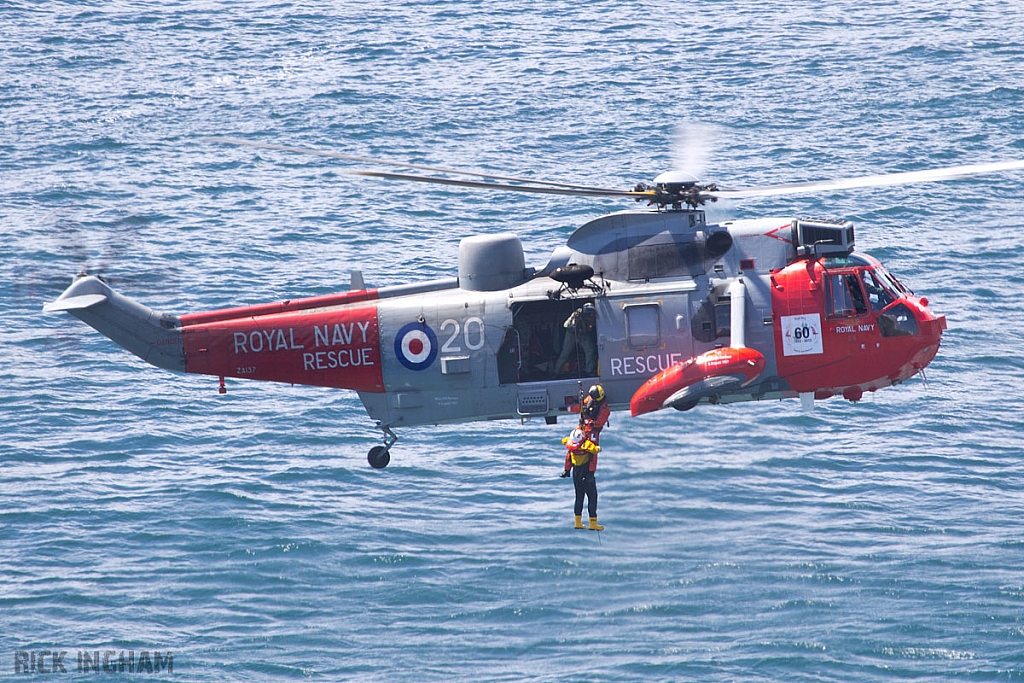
[179,289,379,327]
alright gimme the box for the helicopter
[44,138,1024,468]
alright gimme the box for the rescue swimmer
[560,384,611,530]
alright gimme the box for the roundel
[394,322,438,371]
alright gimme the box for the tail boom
[45,275,387,393]
[44,275,185,372]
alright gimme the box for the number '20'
[440,317,486,352]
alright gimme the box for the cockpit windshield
[823,252,911,297]
[874,265,911,296]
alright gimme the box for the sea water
[4,2,1024,680]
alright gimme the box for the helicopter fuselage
[46,207,945,463]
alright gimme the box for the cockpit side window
[879,303,919,337]
[826,272,868,318]
[862,270,896,313]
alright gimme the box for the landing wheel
[367,446,391,469]
[369,424,398,469]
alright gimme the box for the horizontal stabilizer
[43,293,108,312]
[44,275,185,372]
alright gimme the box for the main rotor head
[635,171,719,210]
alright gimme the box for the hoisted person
[559,384,610,530]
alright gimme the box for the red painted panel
[179,289,378,327]
[772,259,829,391]
[182,304,384,392]
[772,260,945,396]
[630,346,766,416]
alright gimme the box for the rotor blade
[708,159,1024,200]
[349,169,648,199]
[204,136,611,192]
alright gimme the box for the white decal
[440,318,460,353]
[233,328,305,354]
[302,348,375,370]
[439,316,488,353]
[311,322,372,347]
[463,316,486,351]
[609,352,685,377]
[400,329,433,364]
[781,314,823,356]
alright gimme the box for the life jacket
[563,427,600,466]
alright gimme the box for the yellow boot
[588,516,604,531]
[574,515,585,529]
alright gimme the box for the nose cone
[897,298,947,382]
[911,295,946,345]
[916,307,946,365]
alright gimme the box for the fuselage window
[826,272,868,318]
[625,304,661,348]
